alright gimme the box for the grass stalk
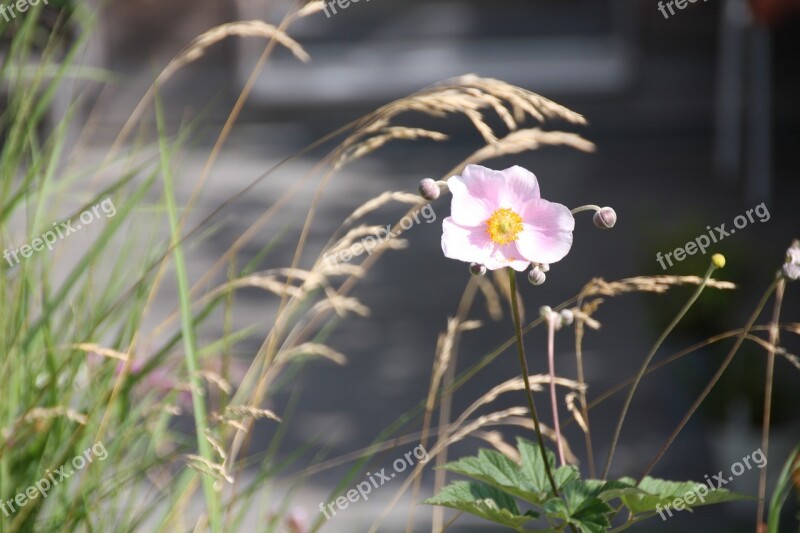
[155,91,221,532]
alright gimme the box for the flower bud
[593,207,617,229]
[783,262,800,281]
[532,262,549,273]
[418,178,440,201]
[560,309,574,326]
[528,268,546,286]
[782,240,800,281]
[712,253,726,269]
[787,242,800,265]
[469,262,487,276]
[539,305,552,318]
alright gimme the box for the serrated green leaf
[444,449,526,488]
[423,481,536,531]
[516,438,578,495]
[441,448,549,504]
[561,480,615,533]
[616,476,751,515]
[540,480,616,533]
[517,437,556,493]
[585,478,637,502]
[542,496,569,519]
[554,464,581,489]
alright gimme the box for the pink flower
[441,165,575,271]
[285,508,308,533]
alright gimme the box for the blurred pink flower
[285,508,308,533]
[441,165,575,271]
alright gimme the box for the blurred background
[7,0,800,530]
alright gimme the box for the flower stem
[507,268,560,497]
[570,204,601,215]
[574,299,597,478]
[639,277,781,480]
[602,263,716,480]
[547,313,566,466]
[756,276,785,530]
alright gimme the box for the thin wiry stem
[508,269,560,495]
[580,327,786,425]
[639,277,781,480]
[570,204,601,215]
[547,313,566,466]
[603,263,716,479]
[756,277,786,530]
[284,326,791,484]
[574,298,597,478]
[406,278,478,533]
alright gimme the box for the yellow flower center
[486,207,523,245]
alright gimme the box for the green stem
[603,263,716,479]
[574,296,597,478]
[757,277,785,530]
[507,269,560,497]
[156,93,221,532]
[639,277,781,480]
[547,313,566,466]
[570,204,601,215]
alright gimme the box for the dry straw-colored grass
[106,15,611,521]
[71,343,130,362]
[21,407,88,426]
[335,74,593,172]
[109,20,312,163]
[581,275,736,298]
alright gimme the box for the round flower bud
[418,178,440,201]
[469,262,487,276]
[528,268,546,286]
[787,243,800,265]
[593,207,617,229]
[784,241,800,280]
[782,242,800,281]
[783,262,800,281]
[533,262,550,273]
[539,305,552,318]
[560,309,574,326]
[712,253,726,269]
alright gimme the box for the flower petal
[446,175,494,226]
[485,243,533,271]
[516,199,575,264]
[447,165,541,227]
[495,165,541,208]
[442,218,532,271]
[441,217,493,264]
